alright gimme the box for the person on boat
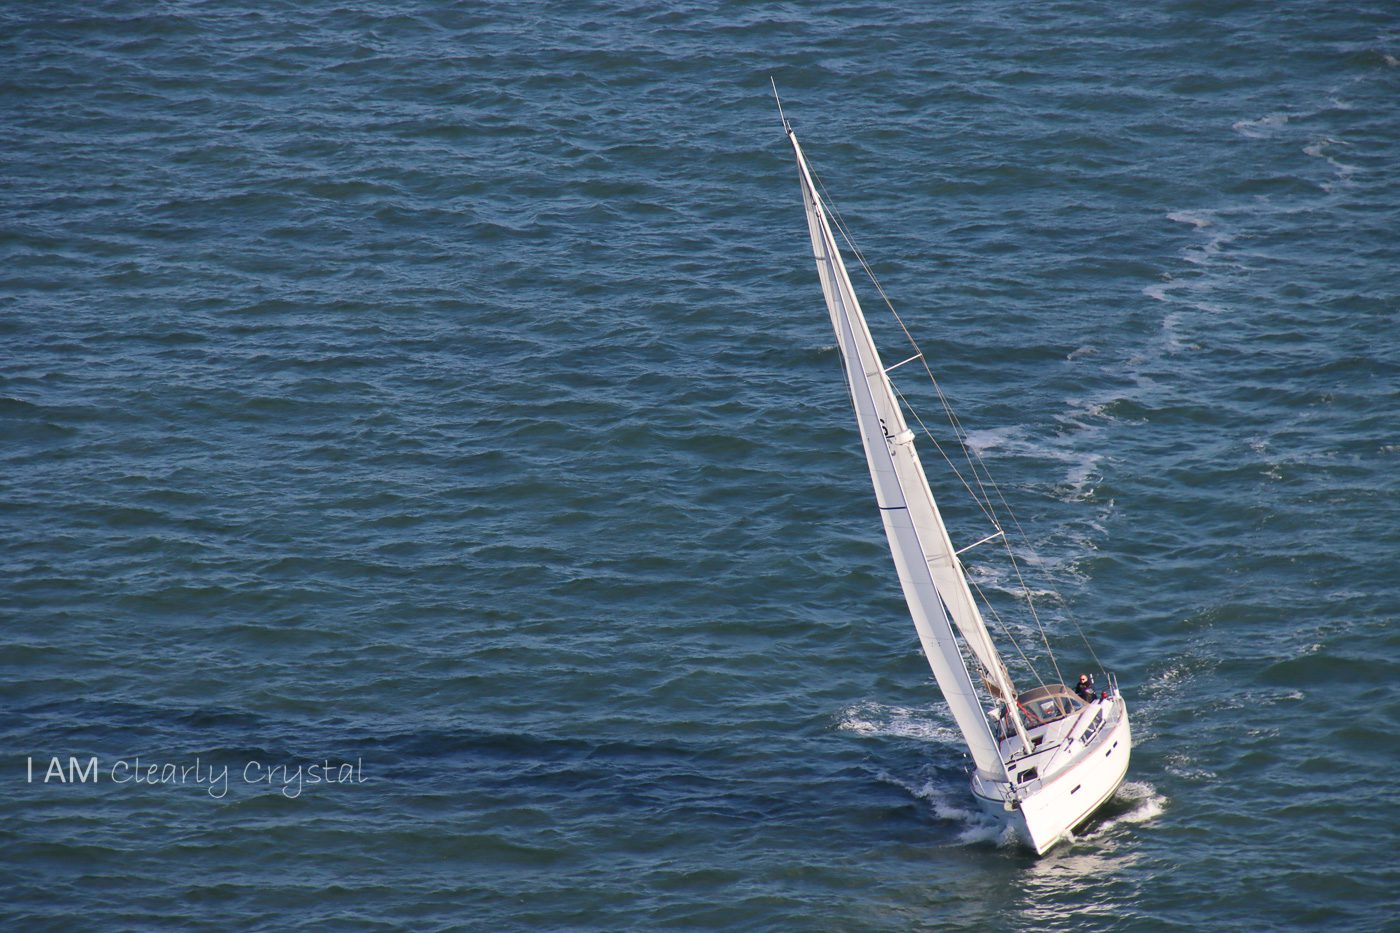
[1075,673,1096,703]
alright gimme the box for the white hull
[971,695,1132,855]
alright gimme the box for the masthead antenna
[770,77,791,134]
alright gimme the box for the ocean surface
[3,2,1397,930]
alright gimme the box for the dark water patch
[1259,651,1387,688]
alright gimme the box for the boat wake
[961,424,1105,500]
[845,703,1027,846]
[1087,780,1167,835]
[874,767,1164,851]
[877,770,1018,847]
[836,701,962,744]
[1231,112,1291,138]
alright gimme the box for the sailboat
[779,100,1132,855]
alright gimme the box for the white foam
[1101,781,1168,828]
[876,770,975,818]
[1181,233,1233,266]
[1164,208,1235,268]
[910,777,980,821]
[1140,662,1197,707]
[894,774,1010,845]
[1142,282,1172,303]
[1303,137,1357,191]
[1063,451,1102,491]
[1164,752,1217,781]
[963,419,1104,498]
[1232,112,1290,138]
[992,822,1024,848]
[1150,311,1202,353]
[1166,210,1212,228]
[961,425,1018,456]
[836,701,961,743]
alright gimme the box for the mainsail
[786,125,1031,776]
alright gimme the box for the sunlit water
[3,2,1396,930]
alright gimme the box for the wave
[1302,137,1358,191]
[1165,210,1213,229]
[1101,780,1168,828]
[1231,112,1291,138]
[876,769,1016,847]
[835,701,962,744]
[961,423,1104,498]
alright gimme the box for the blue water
[3,2,1397,929]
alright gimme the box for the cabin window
[1017,767,1038,784]
[1012,685,1083,727]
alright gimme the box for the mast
[785,123,1033,770]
